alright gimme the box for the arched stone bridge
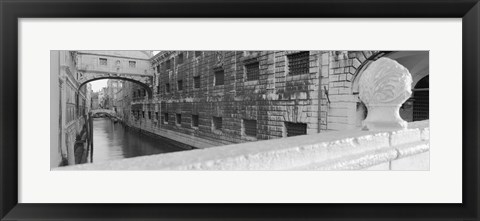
[77,72,153,98]
[90,109,116,115]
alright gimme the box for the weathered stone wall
[128,51,333,147]
[320,51,379,131]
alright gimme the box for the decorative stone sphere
[359,57,412,131]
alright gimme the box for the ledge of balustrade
[57,120,429,171]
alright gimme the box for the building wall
[51,51,88,167]
[126,51,331,147]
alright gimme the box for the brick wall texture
[123,51,378,147]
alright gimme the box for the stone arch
[78,76,153,99]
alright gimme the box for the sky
[90,79,108,92]
[88,51,160,92]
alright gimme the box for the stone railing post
[358,57,412,131]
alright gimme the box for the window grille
[287,52,310,75]
[99,58,107,66]
[244,119,257,137]
[285,122,307,137]
[166,83,170,93]
[177,80,183,91]
[194,76,200,89]
[245,62,260,81]
[163,113,169,124]
[176,114,182,125]
[213,117,222,130]
[178,53,184,64]
[413,90,429,121]
[192,114,199,127]
[195,51,202,57]
[129,61,136,68]
[215,69,224,86]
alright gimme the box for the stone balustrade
[58,120,429,171]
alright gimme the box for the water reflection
[92,118,188,163]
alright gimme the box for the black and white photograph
[51,50,429,170]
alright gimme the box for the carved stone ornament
[215,51,224,63]
[358,57,412,131]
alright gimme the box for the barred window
[177,80,183,91]
[163,113,169,124]
[245,62,260,81]
[166,83,170,93]
[285,122,307,137]
[287,51,310,75]
[243,119,257,137]
[194,76,200,89]
[195,51,202,57]
[166,60,171,70]
[213,117,222,130]
[214,69,224,86]
[129,61,136,68]
[99,58,107,66]
[192,114,199,127]
[176,114,182,125]
[177,53,184,64]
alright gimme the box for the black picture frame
[1,0,479,220]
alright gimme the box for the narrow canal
[92,117,190,163]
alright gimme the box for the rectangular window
[156,65,160,73]
[166,83,170,93]
[166,60,171,70]
[244,119,257,137]
[99,58,107,66]
[129,61,136,68]
[213,117,222,130]
[194,76,200,89]
[285,122,307,137]
[157,85,160,94]
[163,113,169,124]
[148,111,152,119]
[177,53,184,64]
[191,114,199,127]
[214,69,224,86]
[176,113,182,125]
[195,51,202,57]
[142,111,145,118]
[287,51,310,75]
[177,80,183,91]
[155,112,159,121]
[245,62,260,81]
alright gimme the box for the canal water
[92,117,189,163]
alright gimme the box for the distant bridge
[90,109,116,115]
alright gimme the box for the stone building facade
[125,51,429,148]
[50,51,91,167]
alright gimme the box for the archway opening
[412,75,429,121]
